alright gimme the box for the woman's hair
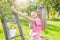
[35,11,41,19]
[31,12,35,15]
[31,11,41,19]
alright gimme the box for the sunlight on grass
[0,18,60,40]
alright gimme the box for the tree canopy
[0,0,60,19]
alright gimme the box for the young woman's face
[31,12,37,18]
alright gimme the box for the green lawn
[0,18,60,40]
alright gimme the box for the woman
[11,6,43,40]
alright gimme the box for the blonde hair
[31,12,35,15]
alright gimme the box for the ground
[0,18,60,40]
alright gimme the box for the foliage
[18,0,41,15]
[0,0,60,18]
[42,0,60,11]
[0,18,60,40]
[0,0,14,19]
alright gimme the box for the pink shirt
[33,18,42,32]
[30,18,42,37]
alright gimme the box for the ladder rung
[6,19,17,22]
[10,34,20,39]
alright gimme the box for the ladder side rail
[13,13,25,40]
[1,14,10,40]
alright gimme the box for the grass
[0,18,60,40]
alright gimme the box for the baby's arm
[11,6,34,22]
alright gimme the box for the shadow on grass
[47,18,60,22]
[44,23,60,34]
[47,24,60,33]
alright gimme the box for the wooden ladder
[1,10,25,40]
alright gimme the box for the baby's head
[31,11,40,18]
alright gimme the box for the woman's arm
[11,6,34,22]
[18,13,34,22]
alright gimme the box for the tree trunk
[37,6,47,31]
[47,6,49,18]
[58,11,60,17]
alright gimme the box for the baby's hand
[30,26,33,29]
[13,26,16,29]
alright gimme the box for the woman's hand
[11,6,19,15]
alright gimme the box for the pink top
[30,18,42,37]
[33,18,42,32]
